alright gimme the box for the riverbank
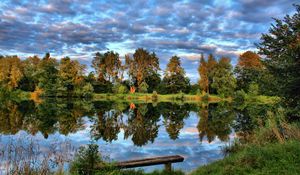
[190,140,300,175]
[190,113,300,175]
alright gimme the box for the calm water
[0,99,270,173]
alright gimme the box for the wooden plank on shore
[115,155,184,169]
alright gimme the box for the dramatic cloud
[0,0,298,82]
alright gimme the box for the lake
[0,99,268,173]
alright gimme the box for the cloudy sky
[0,0,298,82]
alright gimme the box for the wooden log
[114,155,184,169]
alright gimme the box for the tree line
[0,48,268,97]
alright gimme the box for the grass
[190,140,300,175]
[92,93,226,103]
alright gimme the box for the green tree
[211,57,236,97]
[36,53,59,96]
[20,56,41,91]
[58,57,86,95]
[161,56,190,94]
[138,81,149,93]
[258,4,300,117]
[234,51,264,92]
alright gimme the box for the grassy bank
[93,93,226,103]
[190,140,300,175]
[191,108,300,175]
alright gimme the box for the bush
[82,83,94,98]
[248,83,259,96]
[70,144,103,175]
[113,83,128,94]
[138,82,149,93]
[234,89,246,103]
[152,91,158,101]
[201,93,209,102]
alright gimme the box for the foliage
[92,51,122,83]
[113,83,128,94]
[258,4,300,118]
[58,57,86,94]
[152,91,158,101]
[138,81,149,93]
[126,48,160,88]
[70,144,103,175]
[81,83,94,98]
[248,83,259,96]
[211,57,236,97]
[36,53,60,97]
[0,55,24,90]
[198,54,209,94]
[161,56,191,94]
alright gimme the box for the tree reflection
[197,102,235,143]
[159,103,191,140]
[0,99,258,146]
[123,103,160,146]
[91,101,124,142]
[0,99,92,138]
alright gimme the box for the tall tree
[258,4,300,117]
[234,51,264,91]
[207,54,217,93]
[58,57,86,93]
[161,56,190,94]
[0,56,24,90]
[36,53,59,96]
[211,57,236,97]
[126,48,160,90]
[92,51,121,83]
[198,54,209,94]
[20,56,41,91]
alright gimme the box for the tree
[58,57,86,94]
[20,56,41,91]
[161,56,190,94]
[92,51,122,83]
[36,53,59,96]
[0,56,24,90]
[234,51,264,91]
[211,57,236,97]
[207,54,217,94]
[144,71,161,93]
[126,48,160,88]
[198,54,209,94]
[257,4,300,117]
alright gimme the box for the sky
[0,0,298,82]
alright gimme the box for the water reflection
[0,98,273,172]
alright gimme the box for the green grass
[92,93,225,103]
[190,140,300,175]
[245,95,280,104]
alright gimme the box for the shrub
[113,83,128,94]
[138,82,149,93]
[70,144,103,175]
[82,83,94,98]
[152,91,158,101]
